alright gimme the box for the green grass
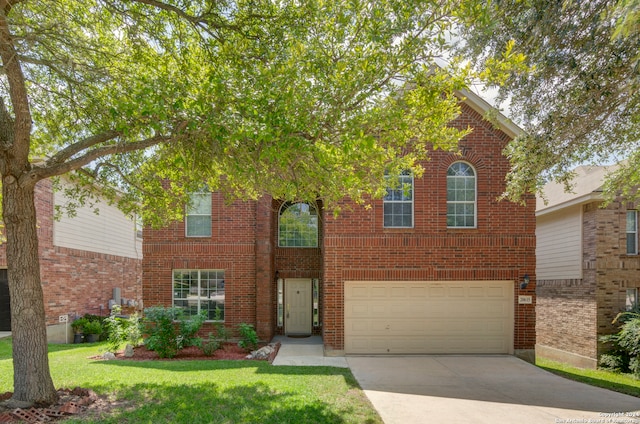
[536,357,640,398]
[0,338,381,423]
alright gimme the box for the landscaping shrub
[599,312,640,376]
[201,333,222,356]
[200,308,228,356]
[104,305,142,353]
[83,314,108,340]
[143,306,206,358]
[237,323,258,352]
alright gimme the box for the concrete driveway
[347,356,640,424]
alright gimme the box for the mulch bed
[100,341,279,362]
[110,343,256,361]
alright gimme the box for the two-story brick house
[536,164,640,369]
[142,90,537,359]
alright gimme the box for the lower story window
[173,269,225,320]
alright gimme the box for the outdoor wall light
[520,274,530,290]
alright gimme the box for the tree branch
[46,131,120,166]
[33,133,169,181]
[0,7,31,169]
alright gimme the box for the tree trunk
[2,175,57,406]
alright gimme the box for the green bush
[104,305,143,353]
[201,333,222,356]
[237,323,258,352]
[71,317,89,333]
[211,307,230,341]
[143,306,206,358]
[200,309,228,356]
[83,320,103,335]
[599,312,640,376]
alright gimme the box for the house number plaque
[518,295,533,304]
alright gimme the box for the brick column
[255,196,274,341]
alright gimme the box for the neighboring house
[143,90,537,359]
[536,164,639,369]
[0,178,143,343]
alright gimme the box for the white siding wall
[53,184,142,259]
[536,206,582,280]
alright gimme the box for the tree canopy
[0,0,488,405]
[6,0,479,224]
[457,0,640,202]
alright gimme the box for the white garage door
[344,281,514,354]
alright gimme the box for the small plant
[104,305,142,353]
[71,317,89,334]
[83,320,103,335]
[201,333,221,356]
[143,306,206,358]
[211,307,229,341]
[200,309,228,356]
[237,323,258,352]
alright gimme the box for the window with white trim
[383,171,413,228]
[186,192,212,237]
[447,162,477,228]
[627,210,638,255]
[279,202,318,247]
[173,269,225,320]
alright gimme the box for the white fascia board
[455,88,522,139]
[536,191,603,217]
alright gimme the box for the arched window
[447,162,476,228]
[279,202,318,247]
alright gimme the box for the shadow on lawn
[92,358,357,381]
[92,358,362,390]
[75,380,376,424]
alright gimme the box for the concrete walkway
[347,355,640,424]
[0,332,9,339]
[270,335,348,367]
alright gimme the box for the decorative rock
[248,343,277,360]
[124,344,134,357]
[102,352,116,360]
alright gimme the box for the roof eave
[536,191,604,216]
[455,88,522,139]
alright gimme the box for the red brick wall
[321,103,537,352]
[0,179,142,326]
[143,194,267,338]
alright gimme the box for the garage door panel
[346,335,511,354]
[344,281,514,355]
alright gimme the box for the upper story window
[627,210,638,255]
[383,171,413,228]
[186,192,212,237]
[135,215,143,239]
[279,202,318,247]
[447,162,477,228]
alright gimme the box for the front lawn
[536,357,640,398]
[0,338,381,423]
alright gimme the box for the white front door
[285,279,312,335]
